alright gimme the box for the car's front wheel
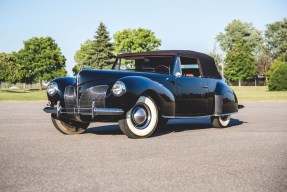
[119,96,158,139]
[211,115,231,128]
[51,114,90,135]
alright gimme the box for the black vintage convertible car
[43,50,241,138]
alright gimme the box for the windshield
[114,56,174,74]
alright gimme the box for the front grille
[80,85,108,108]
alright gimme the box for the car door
[172,56,209,116]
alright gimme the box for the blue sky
[0,0,286,76]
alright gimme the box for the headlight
[112,81,126,97]
[47,82,58,96]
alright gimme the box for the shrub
[268,62,287,91]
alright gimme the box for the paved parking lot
[0,102,287,191]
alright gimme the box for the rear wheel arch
[213,82,238,115]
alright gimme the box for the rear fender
[214,81,238,115]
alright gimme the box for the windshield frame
[113,55,176,75]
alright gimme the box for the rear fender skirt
[214,82,238,115]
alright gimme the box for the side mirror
[175,72,182,79]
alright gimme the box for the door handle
[167,77,176,85]
[202,85,208,88]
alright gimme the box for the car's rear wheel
[119,96,158,138]
[211,115,231,128]
[51,114,90,135]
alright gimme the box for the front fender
[47,77,76,106]
[214,81,238,115]
[107,76,175,116]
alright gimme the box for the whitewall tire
[211,115,231,128]
[119,96,158,138]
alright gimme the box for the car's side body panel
[172,76,209,116]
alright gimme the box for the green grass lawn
[232,86,287,101]
[0,86,286,101]
[0,89,47,101]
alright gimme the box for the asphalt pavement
[0,101,287,192]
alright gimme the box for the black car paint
[48,77,76,106]
[78,70,176,116]
[47,52,238,123]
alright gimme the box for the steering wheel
[154,65,169,73]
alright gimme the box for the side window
[180,57,201,77]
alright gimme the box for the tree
[0,52,21,84]
[224,40,256,86]
[73,40,93,75]
[265,18,287,61]
[216,20,263,54]
[266,59,284,80]
[268,62,287,91]
[216,20,262,84]
[113,28,161,54]
[209,44,223,75]
[17,37,67,88]
[256,49,272,78]
[76,22,115,72]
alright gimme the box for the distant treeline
[1,18,287,90]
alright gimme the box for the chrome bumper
[43,101,124,118]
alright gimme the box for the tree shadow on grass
[84,118,246,138]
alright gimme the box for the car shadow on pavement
[84,118,245,137]
[153,117,245,138]
[85,124,122,135]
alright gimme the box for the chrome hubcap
[132,107,147,125]
[130,104,152,130]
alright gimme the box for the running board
[163,112,238,119]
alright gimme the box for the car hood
[78,69,168,86]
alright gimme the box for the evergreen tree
[82,22,115,70]
[224,40,256,86]
[73,40,93,75]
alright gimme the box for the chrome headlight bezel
[47,82,58,96]
[112,81,126,97]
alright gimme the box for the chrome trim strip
[92,101,95,119]
[162,115,212,119]
[76,70,80,108]
[43,106,124,116]
[56,101,61,118]
[94,108,124,115]
[163,112,238,119]
[213,112,238,117]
